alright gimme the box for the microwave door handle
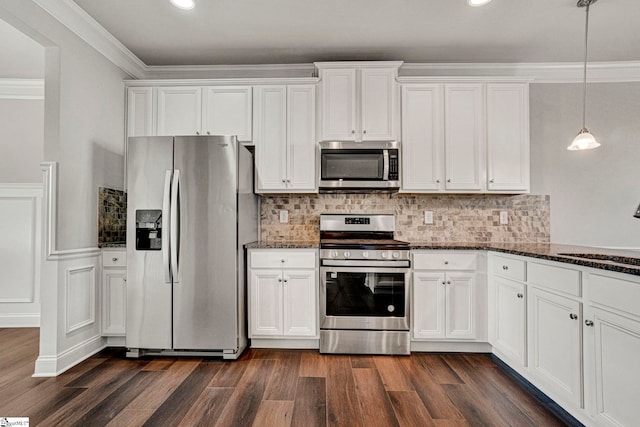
[383,150,390,180]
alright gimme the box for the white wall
[530,82,640,249]
[0,98,44,182]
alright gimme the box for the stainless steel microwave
[319,141,400,191]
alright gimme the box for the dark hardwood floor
[0,328,569,426]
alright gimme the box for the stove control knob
[362,251,369,258]
[344,251,351,258]
[381,252,388,259]
[331,251,339,258]
[392,252,399,259]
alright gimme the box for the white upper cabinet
[317,62,402,142]
[444,84,485,192]
[202,86,252,142]
[401,80,530,194]
[126,85,253,142]
[127,87,154,137]
[254,84,316,193]
[401,84,444,191]
[156,86,202,136]
[486,83,530,192]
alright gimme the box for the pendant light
[467,0,493,6]
[568,0,600,151]
[170,0,195,10]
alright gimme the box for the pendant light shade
[467,0,493,6]
[569,0,600,151]
[170,0,195,10]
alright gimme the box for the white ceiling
[70,0,639,66]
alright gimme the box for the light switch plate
[499,211,509,225]
[279,210,289,224]
[424,210,434,225]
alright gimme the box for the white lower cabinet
[491,276,527,367]
[528,286,583,408]
[412,252,482,341]
[101,250,126,336]
[584,272,640,427]
[248,249,318,341]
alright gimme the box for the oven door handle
[321,259,410,268]
[320,263,410,272]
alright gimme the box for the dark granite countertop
[245,241,320,249]
[411,242,640,276]
[99,243,126,249]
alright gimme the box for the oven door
[320,265,410,331]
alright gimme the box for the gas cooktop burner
[320,239,410,251]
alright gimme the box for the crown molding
[400,62,640,83]
[0,79,44,99]
[32,0,146,79]
[125,77,320,87]
[35,0,640,83]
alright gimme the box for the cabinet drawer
[589,273,640,319]
[413,252,476,270]
[102,250,126,268]
[492,255,526,281]
[528,261,581,297]
[250,250,317,269]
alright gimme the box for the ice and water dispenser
[136,209,162,250]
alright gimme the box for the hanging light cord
[581,2,591,130]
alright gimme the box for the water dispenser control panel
[136,210,162,250]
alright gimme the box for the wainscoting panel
[0,184,42,327]
[65,265,96,333]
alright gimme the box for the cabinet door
[360,68,397,141]
[528,287,582,407]
[249,269,283,336]
[202,86,252,142]
[401,84,444,192]
[127,87,154,137]
[102,270,126,336]
[156,87,202,136]
[413,272,446,339]
[585,307,640,427]
[486,84,530,192]
[446,272,476,339]
[283,269,317,337]
[254,86,287,192]
[320,68,357,141]
[444,84,484,191]
[286,85,316,192]
[491,276,527,367]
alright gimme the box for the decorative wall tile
[98,187,126,246]
[259,194,550,243]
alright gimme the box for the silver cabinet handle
[281,259,285,263]
[517,293,524,298]
[447,179,451,183]
[123,277,127,283]
[503,265,509,270]
[282,179,286,183]
[112,257,118,262]
[436,179,440,183]
[444,261,449,265]
[196,131,200,135]
[351,130,355,134]
[278,278,282,282]
[283,279,288,283]
[442,281,446,286]
[490,179,494,183]
[206,131,210,135]
[585,320,594,327]
[287,179,291,183]
[447,281,451,285]
[569,313,578,320]
[363,130,367,134]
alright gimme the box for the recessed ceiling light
[467,0,493,6]
[170,0,195,10]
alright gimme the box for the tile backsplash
[260,193,550,243]
[98,187,127,246]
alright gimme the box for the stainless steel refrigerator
[125,135,257,359]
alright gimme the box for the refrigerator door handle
[163,170,172,284]
[171,169,181,283]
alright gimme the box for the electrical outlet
[424,210,434,225]
[499,211,509,225]
[279,210,289,224]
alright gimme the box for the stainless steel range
[319,214,411,355]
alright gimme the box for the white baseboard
[33,334,106,377]
[411,341,492,353]
[250,338,319,349]
[0,313,40,327]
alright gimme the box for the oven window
[324,271,406,317]
[321,150,383,180]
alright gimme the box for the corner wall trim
[40,162,100,260]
